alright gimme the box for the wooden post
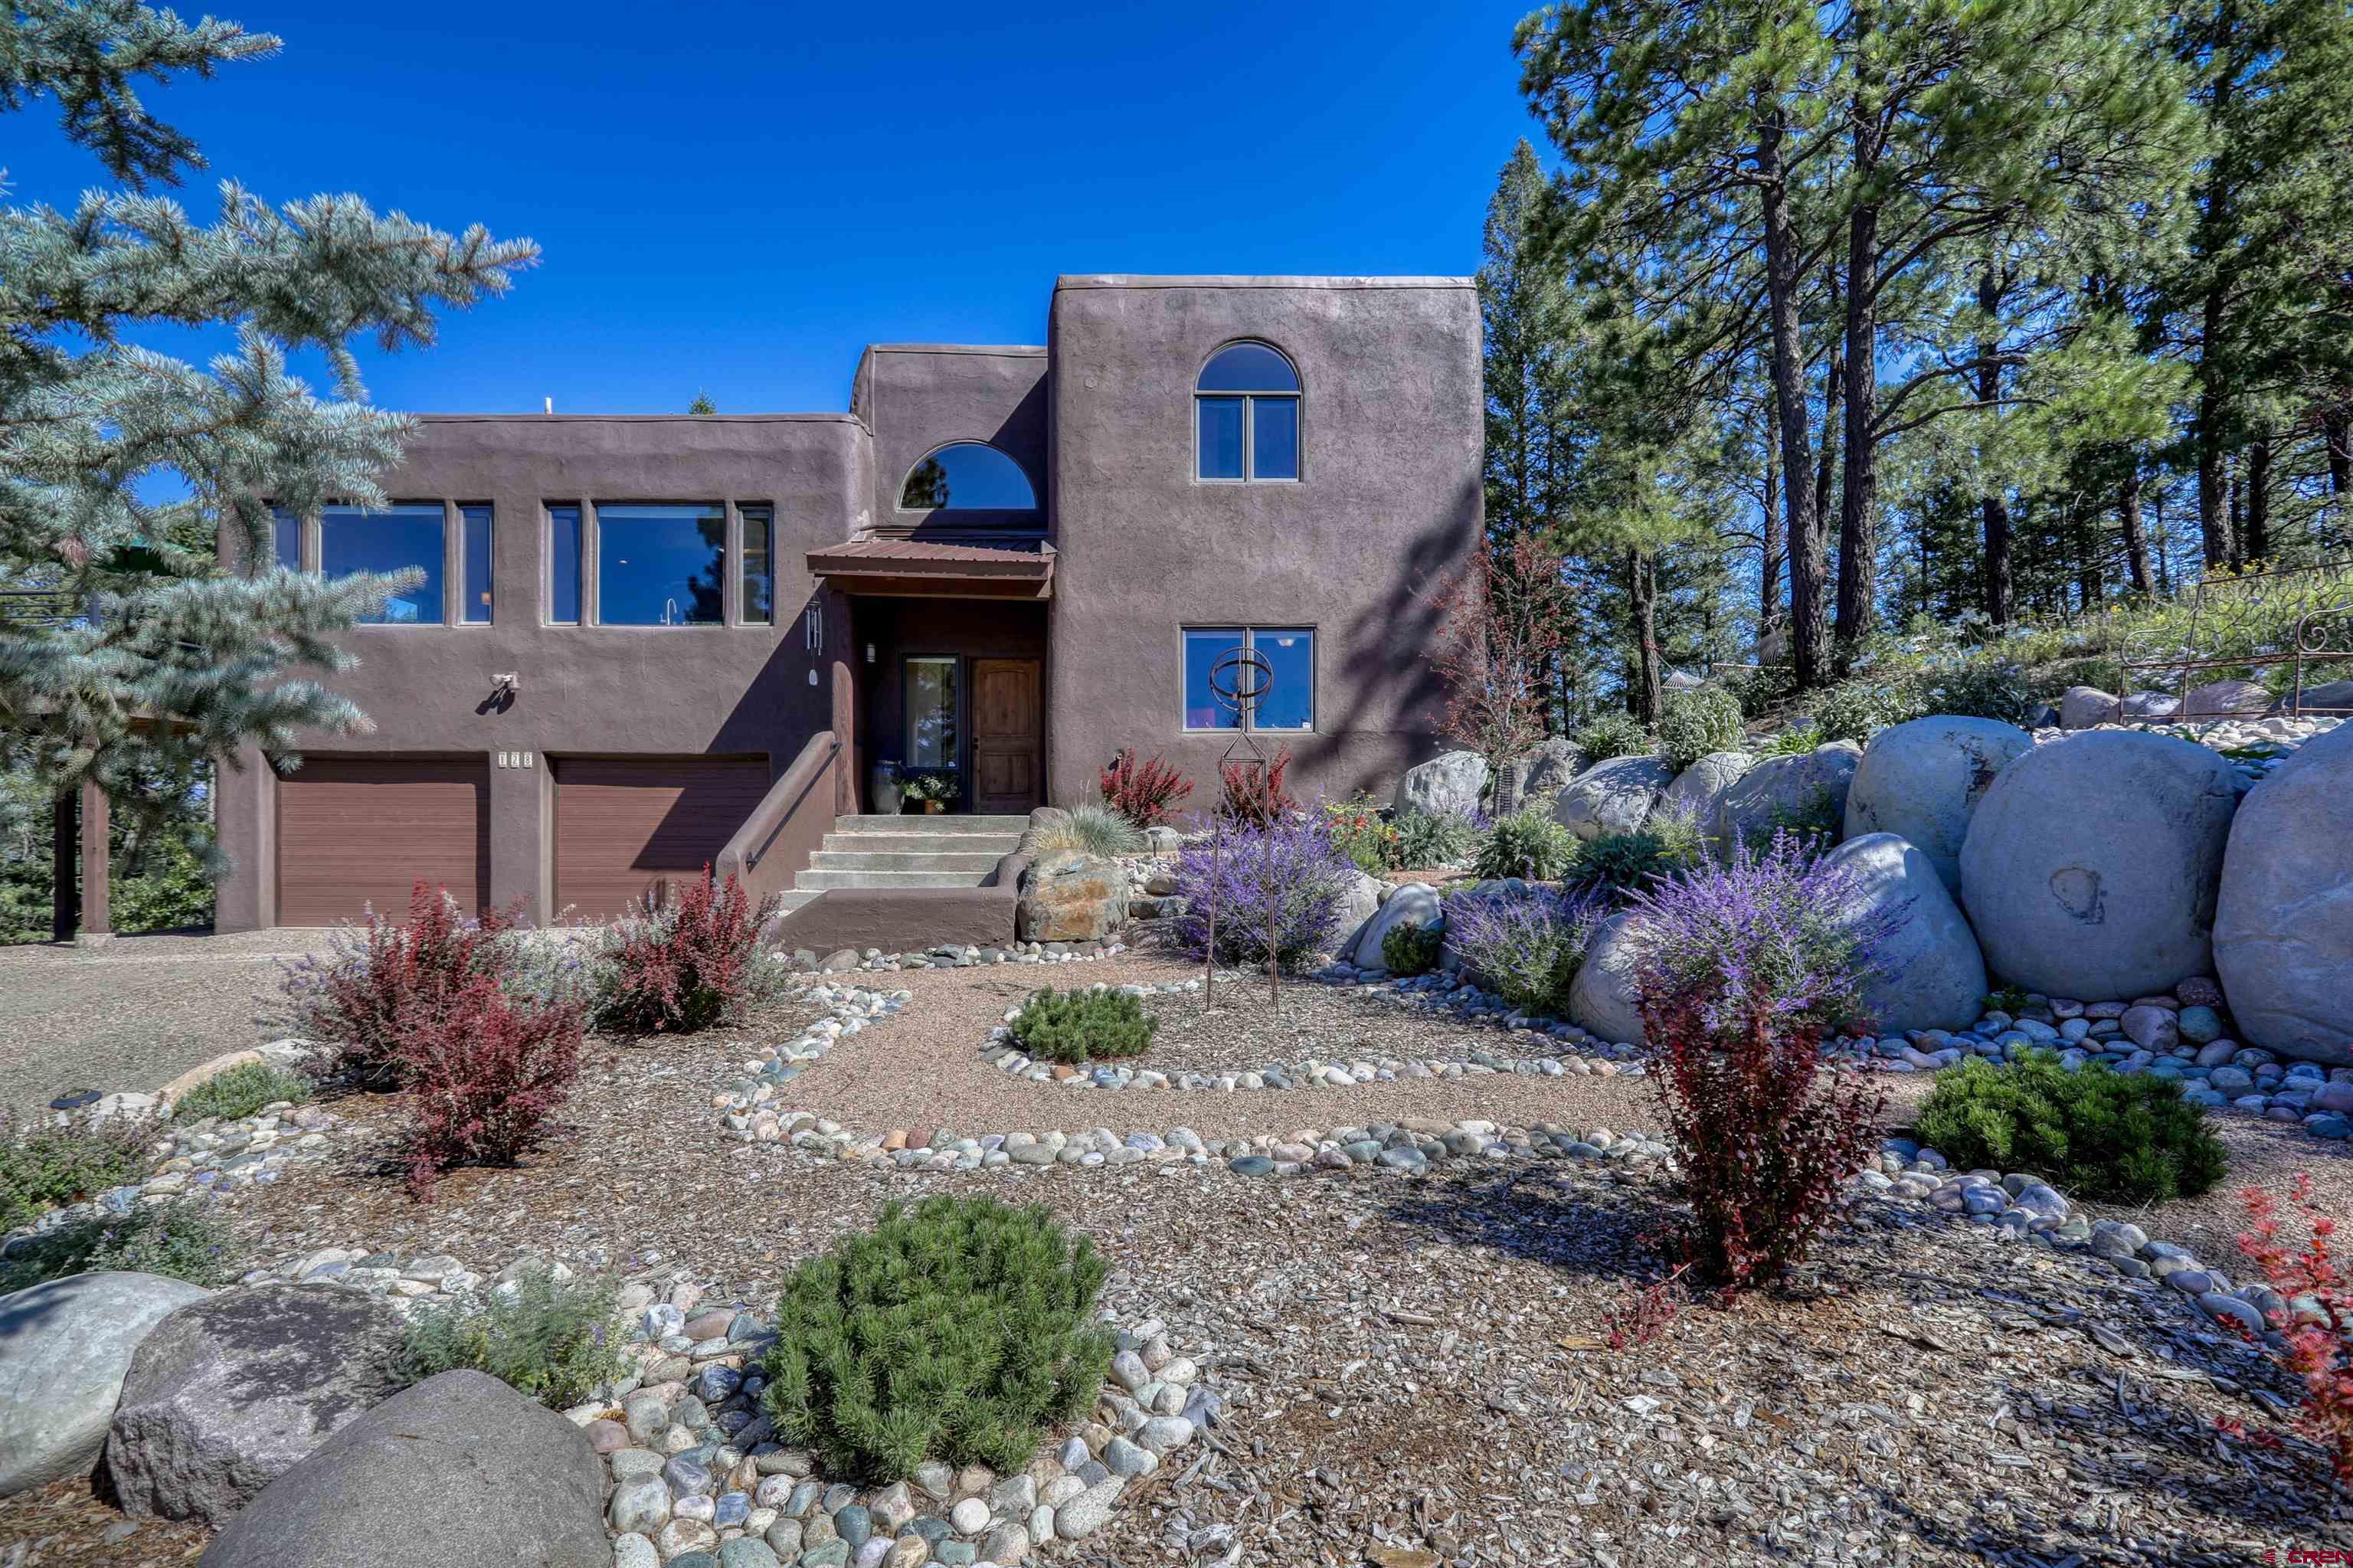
[78,777,111,945]
[51,791,76,942]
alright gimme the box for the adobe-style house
[209,275,1482,938]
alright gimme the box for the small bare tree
[1425,536,1574,813]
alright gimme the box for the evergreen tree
[0,2,536,853]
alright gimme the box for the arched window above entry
[1196,341,1300,481]
[898,442,1036,510]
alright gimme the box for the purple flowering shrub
[1172,813,1356,968]
[1442,885,1608,1014]
[1625,831,1896,1289]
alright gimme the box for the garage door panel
[277,758,489,926]
[555,758,767,918]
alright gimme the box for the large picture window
[1182,626,1315,732]
[309,503,446,624]
[596,503,726,627]
[1195,342,1301,482]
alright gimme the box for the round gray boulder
[1515,737,1585,805]
[1957,730,2239,1000]
[0,1271,213,1498]
[2271,678,2353,715]
[1350,882,1442,972]
[2058,686,2121,729]
[108,1283,409,1526]
[1821,833,1988,1033]
[198,1369,608,1568]
[1567,912,1647,1048]
[1553,756,1675,842]
[2181,679,2272,718]
[1843,716,2033,895]
[1714,742,1860,855]
[1333,869,1386,964]
[1394,751,1488,819]
[1658,752,1754,845]
[2214,719,2353,1065]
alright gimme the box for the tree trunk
[2120,463,2155,595]
[1834,198,1880,673]
[2245,436,2273,563]
[2328,408,2351,495]
[1757,105,1827,692]
[1628,548,1662,725]
[2227,469,2244,568]
[1760,393,1785,638]
[2193,31,2237,571]
[1976,269,2012,624]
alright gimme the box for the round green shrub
[1392,808,1482,869]
[761,1196,1114,1482]
[1654,686,1745,771]
[172,1061,312,1122]
[398,1270,623,1408]
[1573,710,1651,763]
[1813,677,1910,742]
[1474,807,1577,881]
[1568,830,1685,904]
[1379,921,1443,977]
[1010,986,1157,1064]
[1913,1052,2228,1205]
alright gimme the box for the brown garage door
[276,756,489,926]
[554,757,769,918]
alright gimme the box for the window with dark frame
[1181,626,1315,732]
[548,505,582,625]
[1195,342,1301,482]
[460,505,494,624]
[739,505,774,624]
[270,502,447,624]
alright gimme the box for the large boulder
[1714,742,1860,854]
[2122,689,2180,720]
[1016,849,1128,943]
[107,1284,409,1526]
[1393,751,1489,819]
[1842,717,2034,895]
[1566,912,1647,1048]
[1821,833,1988,1033]
[1658,752,1754,843]
[1515,737,1584,805]
[1333,870,1386,963]
[1350,882,1443,972]
[2181,679,2272,719]
[2271,678,2353,715]
[2059,686,2121,729]
[0,1271,213,1498]
[2214,719,2353,1065]
[1957,731,2239,999]
[198,1369,607,1568]
[1552,756,1676,843]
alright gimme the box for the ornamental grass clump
[1010,986,1157,1064]
[1392,806,1484,869]
[398,1269,623,1409]
[1628,833,1895,1288]
[1027,803,1144,859]
[1442,885,1606,1015]
[1914,1052,2227,1204]
[761,1196,1114,1482]
[1567,829,1690,905]
[1171,812,1355,969]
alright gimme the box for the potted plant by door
[902,768,957,815]
[871,758,904,816]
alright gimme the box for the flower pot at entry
[921,800,945,815]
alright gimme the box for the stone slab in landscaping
[0,1270,214,1499]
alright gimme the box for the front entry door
[971,659,1042,813]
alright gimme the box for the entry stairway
[770,813,1027,915]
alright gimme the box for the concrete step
[820,832,1021,856]
[771,889,823,913]
[794,868,1000,891]
[807,850,1006,873]
[835,813,1030,833]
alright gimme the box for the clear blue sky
[11,0,1548,417]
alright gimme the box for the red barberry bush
[2235,1174,2353,1485]
[1218,748,1294,828]
[599,869,765,1034]
[398,975,584,1199]
[1099,748,1193,828]
[1628,833,1895,1289]
[280,881,518,1089]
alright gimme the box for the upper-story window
[898,442,1036,510]
[270,502,492,626]
[1196,342,1300,483]
[597,503,726,626]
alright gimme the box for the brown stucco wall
[1043,276,1482,810]
[852,346,1049,539]
[214,414,866,929]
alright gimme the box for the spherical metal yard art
[1201,644,1282,1011]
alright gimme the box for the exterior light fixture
[865,642,876,665]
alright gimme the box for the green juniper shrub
[1913,1052,2228,1205]
[1654,686,1745,771]
[1379,921,1444,977]
[1010,987,1157,1065]
[0,1203,241,1297]
[1474,807,1577,882]
[172,1062,312,1123]
[0,1107,149,1234]
[1391,807,1484,869]
[398,1269,623,1408]
[1572,710,1651,763]
[761,1196,1114,1482]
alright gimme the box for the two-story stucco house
[209,274,1483,942]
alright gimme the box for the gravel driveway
[0,931,332,1117]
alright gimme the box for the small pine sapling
[1010,987,1157,1064]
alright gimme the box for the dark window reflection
[319,503,445,624]
[597,504,726,626]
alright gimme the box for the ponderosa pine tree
[0,2,536,856]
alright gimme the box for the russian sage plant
[1442,885,1608,1014]
[1171,812,1354,968]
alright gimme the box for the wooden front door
[971,659,1042,813]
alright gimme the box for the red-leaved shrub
[283,881,518,1089]
[2235,1174,2353,1484]
[1099,748,1193,828]
[600,869,762,1034]
[398,974,584,1199]
[1218,748,1294,827]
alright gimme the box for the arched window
[1196,342,1300,482]
[898,442,1036,510]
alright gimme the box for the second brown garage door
[553,757,770,918]
[277,756,489,926]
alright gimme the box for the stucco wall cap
[411,412,862,424]
[1053,274,1474,292]
[865,344,1047,357]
